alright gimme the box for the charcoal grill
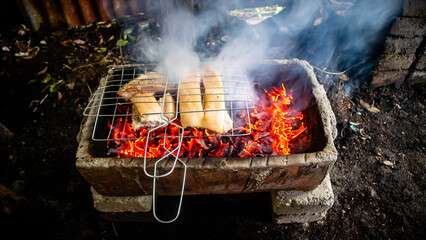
[82,62,255,222]
[76,59,338,222]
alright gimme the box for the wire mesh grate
[84,64,255,141]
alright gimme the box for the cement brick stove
[76,59,337,223]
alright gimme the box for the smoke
[136,0,403,91]
[264,0,403,88]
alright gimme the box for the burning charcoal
[254,119,272,132]
[260,144,273,155]
[197,138,210,150]
[224,144,233,157]
[257,131,270,139]
[207,137,219,149]
[232,127,247,134]
[291,135,312,154]
[251,110,269,120]
[262,136,274,145]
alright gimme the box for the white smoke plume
[136,0,403,91]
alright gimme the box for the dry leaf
[313,17,322,26]
[21,47,40,60]
[335,10,345,16]
[66,82,75,90]
[52,30,64,37]
[339,73,349,81]
[360,100,380,113]
[382,160,394,166]
[35,65,48,76]
[28,99,40,108]
[57,92,63,100]
[60,39,72,47]
[27,79,37,85]
[73,39,85,45]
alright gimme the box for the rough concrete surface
[377,54,415,70]
[91,188,152,213]
[383,36,423,54]
[271,174,334,223]
[402,0,426,17]
[389,17,426,37]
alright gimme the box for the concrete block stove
[76,59,337,223]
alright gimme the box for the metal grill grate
[84,64,255,141]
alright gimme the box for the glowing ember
[107,83,308,158]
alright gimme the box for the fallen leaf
[41,84,50,93]
[96,48,107,53]
[35,66,48,76]
[62,64,72,70]
[339,73,349,81]
[57,92,63,100]
[94,54,104,62]
[52,30,63,37]
[116,39,128,46]
[66,82,75,90]
[18,29,25,36]
[60,39,72,47]
[21,47,40,59]
[49,84,58,93]
[100,23,112,28]
[74,97,82,105]
[124,28,134,36]
[382,160,394,166]
[73,39,85,45]
[335,10,345,16]
[41,73,52,83]
[313,17,322,26]
[360,99,380,113]
[27,79,37,85]
[28,99,40,108]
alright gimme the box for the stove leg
[90,188,154,222]
[271,174,334,224]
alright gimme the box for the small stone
[370,188,378,198]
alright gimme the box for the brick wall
[371,0,426,87]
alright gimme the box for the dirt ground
[0,21,425,240]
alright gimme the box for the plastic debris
[349,122,371,140]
